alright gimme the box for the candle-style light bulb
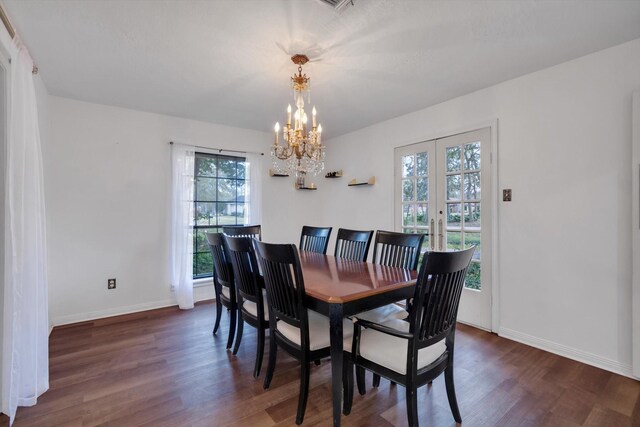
[287,105,292,126]
[312,106,317,127]
[274,122,280,145]
[317,124,322,133]
[302,114,308,124]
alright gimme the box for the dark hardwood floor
[2,301,639,426]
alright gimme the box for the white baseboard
[51,283,216,327]
[51,299,177,327]
[499,327,635,379]
[457,319,492,333]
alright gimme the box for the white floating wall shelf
[348,176,376,187]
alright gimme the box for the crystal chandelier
[271,54,325,177]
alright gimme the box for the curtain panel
[2,39,49,423]
[170,144,195,309]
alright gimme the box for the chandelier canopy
[271,54,325,177]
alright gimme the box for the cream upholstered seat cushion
[277,310,353,351]
[357,318,447,375]
[354,304,408,324]
[221,287,231,299]
[242,290,269,320]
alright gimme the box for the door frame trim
[392,119,500,332]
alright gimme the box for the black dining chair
[334,228,374,262]
[299,225,333,254]
[254,240,352,425]
[364,230,427,387]
[353,231,426,329]
[344,247,476,427]
[372,230,426,270]
[206,232,238,350]
[222,224,262,241]
[224,235,270,377]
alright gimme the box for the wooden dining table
[298,251,418,427]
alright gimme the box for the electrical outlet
[107,278,116,290]
[503,189,512,202]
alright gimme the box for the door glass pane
[402,179,414,202]
[420,233,430,252]
[465,232,481,261]
[416,203,428,226]
[416,178,428,201]
[447,231,462,250]
[466,261,481,290]
[464,142,481,170]
[402,155,415,177]
[446,146,461,172]
[446,174,461,200]
[446,203,461,228]
[403,204,415,226]
[398,135,486,299]
[464,203,481,229]
[416,152,428,176]
[464,172,481,200]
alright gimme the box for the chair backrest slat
[254,241,307,330]
[224,235,261,303]
[408,247,475,348]
[334,228,374,262]
[299,226,332,254]
[372,230,425,270]
[223,225,262,241]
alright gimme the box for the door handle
[438,219,444,251]
[430,219,435,250]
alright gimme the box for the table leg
[329,303,343,427]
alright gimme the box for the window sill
[193,277,214,288]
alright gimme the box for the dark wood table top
[298,251,417,303]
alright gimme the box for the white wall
[45,97,320,325]
[321,38,640,377]
[42,34,640,378]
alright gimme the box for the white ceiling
[4,0,640,138]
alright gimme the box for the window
[193,152,249,278]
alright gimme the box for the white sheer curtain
[170,144,195,310]
[245,152,262,225]
[2,40,49,423]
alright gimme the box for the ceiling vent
[317,0,354,12]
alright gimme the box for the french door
[395,128,492,330]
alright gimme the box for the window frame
[193,151,248,279]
